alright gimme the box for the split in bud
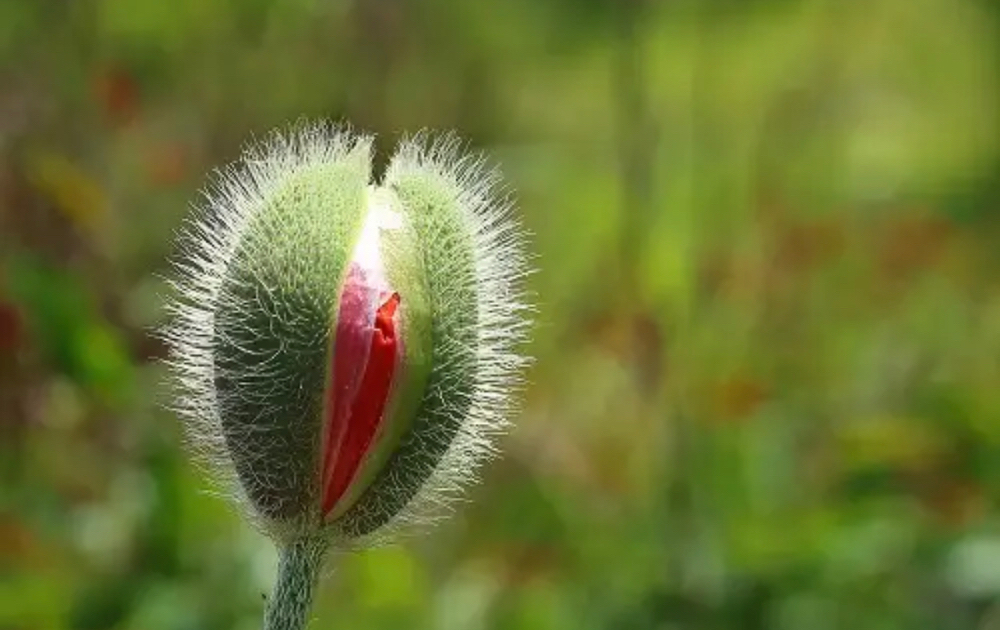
[321,226,402,519]
[163,123,532,552]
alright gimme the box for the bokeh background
[2,0,1000,628]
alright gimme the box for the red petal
[321,292,400,516]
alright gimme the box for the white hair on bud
[161,122,371,534]
[342,133,535,548]
[162,122,532,548]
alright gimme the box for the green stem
[263,539,327,630]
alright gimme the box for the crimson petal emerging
[321,271,401,517]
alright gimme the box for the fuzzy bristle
[334,134,533,546]
[162,123,372,539]
[161,123,532,548]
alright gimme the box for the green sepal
[214,140,371,531]
[336,157,480,537]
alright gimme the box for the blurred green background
[2,0,1000,628]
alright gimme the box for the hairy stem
[263,538,327,630]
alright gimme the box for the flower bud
[163,124,531,550]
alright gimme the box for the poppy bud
[163,123,531,629]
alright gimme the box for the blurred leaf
[4,253,133,405]
[837,414,944,472]
[93,66,141,125]
[23,150,108,234]
[0,299,22,353]
[68,575,138,630]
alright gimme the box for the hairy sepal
[165,124,372,541]
[333,136,532,545]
